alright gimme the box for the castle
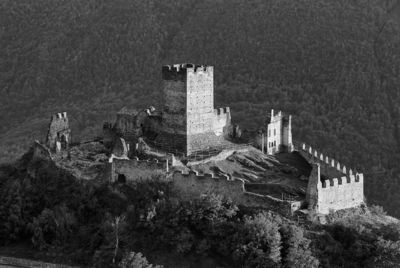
[40,63,364,216]
[104,64,232,156]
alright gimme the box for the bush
[119,252,162,268]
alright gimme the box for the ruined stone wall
[267,110,283,154]
[114,109,150,143]
[171,170,296,216]
[102,122,116,147]
[267,109,293,154]
[46,112,70,151]
[212,107,231,136]
[111,158,166,182]
[32,140,52,161]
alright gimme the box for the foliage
[232,212,282,267]
[1,0,400,220]
[119,252,163,268]
[279,224,319,268]
[2,161,400,266]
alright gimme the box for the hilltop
[2,0,400,219]
[0,133,400,267]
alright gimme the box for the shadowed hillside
[2,0,400,218]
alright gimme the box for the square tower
[158,63,228,155]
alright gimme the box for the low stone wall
[171,170,296,216]
[111,158,166,182]
[108,157,299,215]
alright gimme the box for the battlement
[214,107,231,116]
[162,63,213,80]
[172,169,231,181]
[46,112,71,152]
[270,109,284,121]
[52,112,68,121]
[320,174,364,188]
[306,163,364,214]
[300,143,357,176]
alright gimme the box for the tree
[119,252,162,268]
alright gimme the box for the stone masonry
[46,112,71,152]
[266,109,293,154]
[157,63,231,155]
[302,144,364,214]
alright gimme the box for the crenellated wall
[318,173,364,213]
[300,143,356,178]
[306,162,364,214]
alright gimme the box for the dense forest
[1,155,400,267]
[1,0,400,216]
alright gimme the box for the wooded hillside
[1,0,400,216]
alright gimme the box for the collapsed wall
[110,157,167,182]
[171,170,300,216]
[107,155,299,216]
[46,112,70,152]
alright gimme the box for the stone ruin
[46,112,70,153]
[103,63,233,157]
[33,64,365,217]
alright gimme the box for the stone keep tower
[267,109,293,154]
[159,63,229,155]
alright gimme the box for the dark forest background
[1,0,400,216]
